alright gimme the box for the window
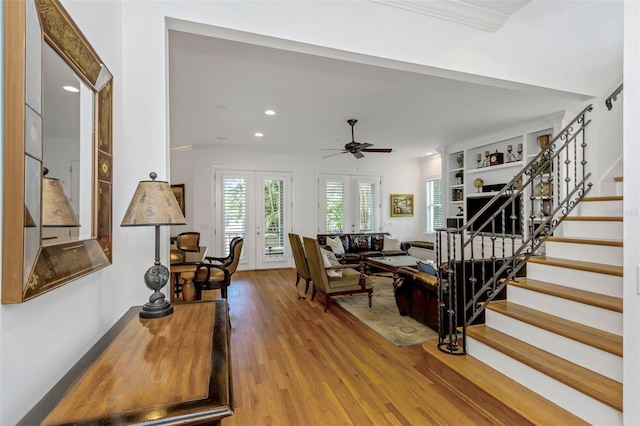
[319,174,380,233]
[426,178,442,232]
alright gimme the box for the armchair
[288,233,311,299]
[193,237,244,301]
[175,232,200,252]
[173,232,201,298]
[302,236,372,312]
[204,236,242,268]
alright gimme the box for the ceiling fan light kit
[323,119,393,159]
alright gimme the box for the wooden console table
[19,301,233,425]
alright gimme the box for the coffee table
[365,255,423,274]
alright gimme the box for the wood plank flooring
[212,268,508,425]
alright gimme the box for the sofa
[316,232,406,262]
[393,259,517,334]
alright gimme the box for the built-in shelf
[467,191,500,198]
[445,122,559,239]
[467,161,523,174]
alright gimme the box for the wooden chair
[176,232,201,252]
[193,237,244,301]
[302,236,372,312]
[173,232,201,298]
[288,233,311,299]
[204,236,242,268]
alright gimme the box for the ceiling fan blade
[355,142,373,150]
[351,150,365,159]
[362,148,393,153]
[323,151,348,159]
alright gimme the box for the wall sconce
[121,172,186,318]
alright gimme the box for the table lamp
[121,172,186,318]
[42,168,80,227]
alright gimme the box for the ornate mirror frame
[2,0,113,303]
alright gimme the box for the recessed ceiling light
[264,110,276,116]
[63,85,79,93]
[254,132,264,137]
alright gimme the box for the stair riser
[526,263,622,298]
[466,337,622,425]
[486,310,622,382]
[572,200,623,217]
[544,242,622,266]
[560,220,622,240]
[507,286,622,335]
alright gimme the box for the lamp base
[141,262,173,319]
[140,298,174,318]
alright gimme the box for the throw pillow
[321,248,343,278]
[417,261,438,276]
[326,236,345,256]
[383,235,401,252]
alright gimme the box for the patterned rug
[332,275,439,346]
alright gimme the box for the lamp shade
[121,172,186,226]
[42,177,80,227]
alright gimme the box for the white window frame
[426,177,442,233]
[318,174,381,234]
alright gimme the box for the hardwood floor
[214,268,504,425]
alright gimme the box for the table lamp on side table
[121,172,186,318]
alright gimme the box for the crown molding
[370,0,530,32]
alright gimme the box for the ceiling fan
[323,119,393,159]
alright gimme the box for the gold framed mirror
[2,0,113,303]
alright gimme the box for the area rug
[332,275,439,346]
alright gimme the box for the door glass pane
[223,177,246,258]
[357,181,375,232]
[264,178,285,258]
[325,180,345,233]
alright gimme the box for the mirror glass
[2,0,113,303]
[41,42,93,245]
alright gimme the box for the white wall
[0,0,629,424]
[173,146,423,260]
[0,1,131,424]
[623,1,640,422]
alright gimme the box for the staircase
[425,192,624,424]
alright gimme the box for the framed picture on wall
[171,184,185,216]
[390,194,414,217]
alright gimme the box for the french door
[318,174,381,234]
[214,169,291,270]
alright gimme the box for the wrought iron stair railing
[436,104,594,355]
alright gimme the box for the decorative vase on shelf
[537,134,551,150]
[456,153,464,168]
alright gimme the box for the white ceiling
[167,7,590,160]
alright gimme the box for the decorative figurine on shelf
[456,153,464,168]
[478,151,490,168]
[476,153,482,168]
[455,170,464,185]
[517,143,523,161]
[474,178,484,193]
[457,206,464,216]
[506,144,518,163]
